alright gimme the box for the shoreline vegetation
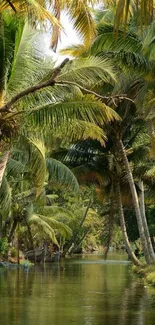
[1,1,155,293]
[133,264,155,287]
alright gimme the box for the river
[0,253,155,325]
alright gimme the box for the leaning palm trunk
[118,140,151,264]
[0,151,9,188]
[138,180,155,262]
[116,182,141,266]
[72,227,91,254]
[104,196,115,260]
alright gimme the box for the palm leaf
[91,24,142,55]
[0,1,61,28]
[68,0,96,47]
[46,157,79,192]
[29,94,119,128]
[104,50,150,72]
[42,206,74,219]
[6,22,55,99]
[28,213,59,245]
[57,56,116,85]
[28,137,46,197]
[6,158,25,176]
[63,119,107,145]
[0,175,12,218]
[35,214,72,238]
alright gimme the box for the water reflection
[0,253,155,325]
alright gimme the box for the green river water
[0,253,155,325]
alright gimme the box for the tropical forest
[1,1,155,324]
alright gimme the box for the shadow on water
[0,253,155,325]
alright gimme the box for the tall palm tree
[0,14,119,188]
[65,12,155,264]
[53,129,145,265]
[54,78,155,265]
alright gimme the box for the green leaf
[46,158,79,192]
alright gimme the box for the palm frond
[0,175,12,218]
[67,0,96,48]
[91,24,142,55]
[144,166,155,183]
[6,23,55,99]
[60,44,89,57]
[105,50,150,72]
[28,137,46,197]
[29,94,119,128]
[42,206,74,219]
[35,214,72,238]
[28,213,58,245]
[46,157,79,192]
[63,119,107,145]
[28,212,72,242]
[0,1,61,28]
[57,56,116,85]
[142,21,155,60]
[6,158,25,176]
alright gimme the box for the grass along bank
[132,264,155,287]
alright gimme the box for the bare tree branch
[55,80,135,105]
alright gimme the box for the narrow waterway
[0,253,155,325]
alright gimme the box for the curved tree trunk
[104,196,115,260]
[116,182,141,266]
[138,180,155,262]
[118,139,151,265]
[0,151,9,188]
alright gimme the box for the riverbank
[0,260,33,268]
[132,264,155,287]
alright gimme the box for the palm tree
[54,133,144,264]
[65,12,155,264]
[0,14,119,188]
[54,69,155,265]
[0,136,80,246]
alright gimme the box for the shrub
[146,272,155,287]
[10,247,17,258]
[0,238,9,257]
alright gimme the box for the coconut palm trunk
[0,151,9,188]
[116,181,141,266]
[118,139,151,264]
[138,180,155,262]
[104,195,115,260]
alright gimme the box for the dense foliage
[0,0,155,266]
